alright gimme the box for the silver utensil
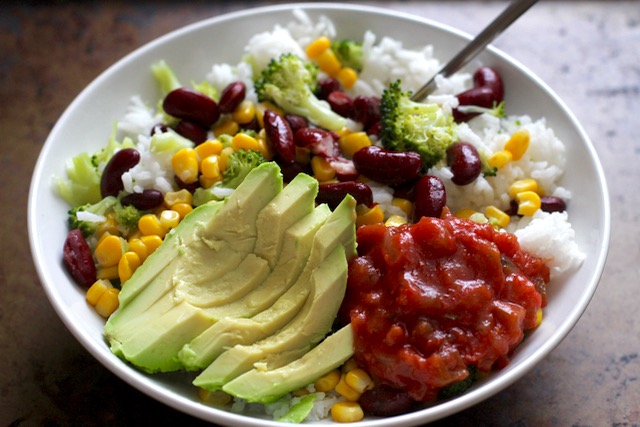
[411,0,539,102]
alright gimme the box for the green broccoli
[332,39,364,72]
[92,123,136,169]
[114,201,142,234]
[68,196,118,236]
[55,152,103,207]
[380,80,458,170]
[254,53,346,131]
[151,60,182,95]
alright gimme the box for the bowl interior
[28,3,609,426]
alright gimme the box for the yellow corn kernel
[391,198,413,218]
[199,175,218,189]
[194,139,222,160]
[504,129,530,161]
[94,287,120,318]
[335,374,361,401]
[164,189,193,208]
[292,388,311,397]
[337,67,358,90]
[231,133,261,152]
[345,368,373,394]
[385,215,407,227]
[201,155,222,180]
[172,202,193,219]
[95,217,119,238]
[516,190,541,216]
[535,308,543,327]
[485,205,511,228]
[305,36,331,59]
[508,178,539,199]
[231,100,256,125]
[331,401,364,423]
[487,150,513,169]
[256,101,283,128]
[94,235,124,268]
[198,388,232,406]
[341,358,359,373]
[96,265,119,281]
[295,147,311,164]
[159,209,180,231]
[316,48,341,76]
[86,279,113,306]
[140,235,163,254]
[311,156,336,182]
[128,238,149,263]
[339,132,371,158]
[218,147,235,172]
[314,369,341,393]
[118,251,141,283]
[455,208,476,219]
[356,205,384,228]
[138,214,167,238]
[213,118,239,137]
[172,147,199,184]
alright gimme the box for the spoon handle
[411,0,539,101]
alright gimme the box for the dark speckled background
[2,1,639,426]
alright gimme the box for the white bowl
[28,3,610,426]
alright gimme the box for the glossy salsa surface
[339,213,550,402]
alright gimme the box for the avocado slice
[192,243,349,390]
[181,195,356,372]
[223,324,354,404]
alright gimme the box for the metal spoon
[411,0,539,102]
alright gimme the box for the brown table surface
[2,1,638,425]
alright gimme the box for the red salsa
[339,212,550,402]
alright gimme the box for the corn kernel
[118,251,141,283]
[535,308,543,327]
[231,133,261,152]
[200,155,222,180]
[86,279,113,306]
[140,235,163,254]
[231,100,256,125]
[314,369,341,392]
[487,150,513,169]
[198,389,232,406]
[138,214,167,237]
[385,215,407,227]
[391,198,413,218]
[339,132,371,158]
[311,156,336,182]
[199,175,218,189]
[95,217,119,238]
[455,208,476,219]
[516,190,541,216]
[194,139,223,161]
[292,388,311,397]
[159,209,180,230]
[316,48,341,76]
[127,238,149,263]
[255,135,273,160]
[218,147,235,172]
[505,128,530,161]
[164,189,193,208]
[337,67,358,90]
[96,265,119,281]
[331,401,364,423]
[341,358,359,373]
[485,205,511,228]
[356,205,384,227]
[94,287,120,318]
[94,235,124,268]
[508,178,539,199]
[305,36,331,59]
[345,368,373,394]
[335,374,361,401]
[172,147,199,184]
[213,118,239,137]
[172,202,193,219]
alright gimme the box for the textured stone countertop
[2,1,638,426]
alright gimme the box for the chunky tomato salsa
[339,212,550,403]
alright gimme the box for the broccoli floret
[221,149,267,189]
[380,80,458,170]
[55,152,103,206]
[92,123,136,169]
[254,53,346,131]
[151,60,182,95]
[114,201,142,234]
[68,196,118,236]
[332,39,364,72]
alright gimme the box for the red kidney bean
[352,96,381,129]
[352,146,422,186]
[474,66,504,103]
[454,66,504,122]
[359,384,416,417]
[446,141,482,185]
[541,196,567,213]
[317,77,343,100]
[263,110,295,163]
[284,114,308,134]
[317,181,373,209]
[63,229,97,288]
[150,123,169,135]
[163,87,220,127]
[218,81,246,114]
[293,127,337,157]
[280,162,312,183]
[101,148,140,198]
[175,119,208,145]
[121,189,164,211]
[367,121,382,138]
[413,175,446,221]
[327,91,353,118]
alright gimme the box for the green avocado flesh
[103,162,356,402]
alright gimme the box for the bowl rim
[28,2,611,426]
